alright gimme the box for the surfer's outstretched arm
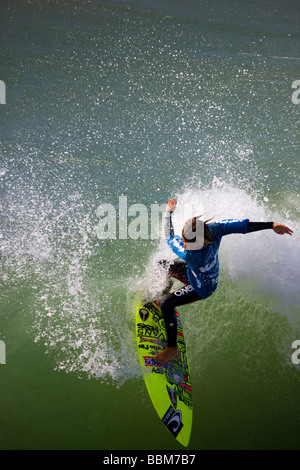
[247,221,293,235]
[164,198,177,239]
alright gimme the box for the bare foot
[155,346,179,365]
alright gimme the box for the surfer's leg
[160,285,201,346]
[155,285,201,364]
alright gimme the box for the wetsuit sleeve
[167,236,187,261]
[214,219,274,237]
[215,219,249,236]
[164,211,174,238]
[246,221,274,233]
[164,211,187,261]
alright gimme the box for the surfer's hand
[165,198,177,213]
[273,223,293,236]
[155,346,179,364]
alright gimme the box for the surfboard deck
[135,300,192,447]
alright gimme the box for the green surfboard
[135,300,193,447]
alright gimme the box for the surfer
[155,198,293,364]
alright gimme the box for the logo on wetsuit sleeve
[162,406,183,437]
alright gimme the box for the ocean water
[0,0,300,450]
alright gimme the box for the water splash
[142,178,300,315]
[1,173,299,385]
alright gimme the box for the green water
[1,0,300,450]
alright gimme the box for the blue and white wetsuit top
[167,219,249,299]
